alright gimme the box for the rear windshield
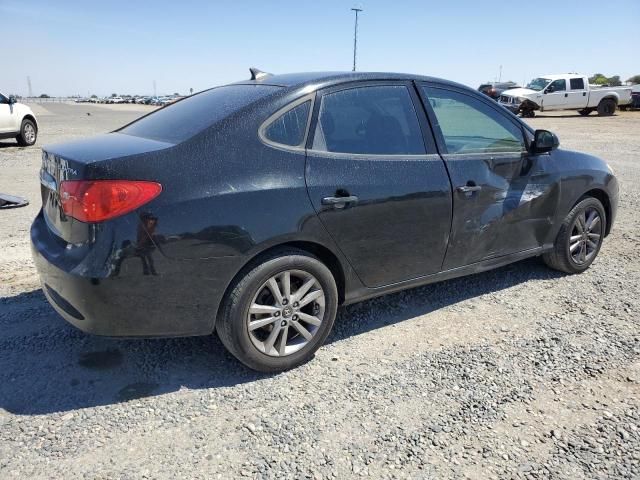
[119,85,280,143]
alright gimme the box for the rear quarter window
[119,85,280,144]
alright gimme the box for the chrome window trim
[258,93,315,152]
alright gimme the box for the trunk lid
[40,133,173,243]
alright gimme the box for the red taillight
[60,180,162,223]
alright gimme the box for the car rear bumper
[31,210,241,337]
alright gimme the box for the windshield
[119,84,280,143]
[526,78,551,92]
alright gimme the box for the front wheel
[543,197,606,274]
[216,250,338,372]
[16,119,37,146]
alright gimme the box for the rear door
[305,82,452,288]
[566,77,589,109]
[419,84,556,270]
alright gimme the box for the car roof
[234,71,467,92]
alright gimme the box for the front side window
[547,79,566,92]
[0,94,8,104]
[263,100,311,147]
[422,86,525,155]
[312,85,425,155]
[570,78,585,90]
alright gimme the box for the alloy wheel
[569,207,602,265]
[24,123,36,144]
[247,269,325,357]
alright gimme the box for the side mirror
[544,87,553,94]
[8,96,16,104]
[532,129,559,154]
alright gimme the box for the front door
[305,82,452,288]
[419,84,557,270]
[0,94,14,133]
[540,78,568,111]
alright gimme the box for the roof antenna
[249,67,272,81]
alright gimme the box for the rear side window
[119,85,279,144]
[263,101,311,147]
[423,86,525,154]
[312,85,425,155]
[570,78,585,90]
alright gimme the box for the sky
[1,0,638,97]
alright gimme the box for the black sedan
[32,70,619,372]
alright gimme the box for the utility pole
[498,65,503,83]
[351,7,363,72]
[153,80,157,98]
[27,76,33,98]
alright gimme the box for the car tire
[619,105,628,111]
[597,98,616,116]
[216,249,338,372]
[578,108,592,116]
[542,197,606,274]
[16,119,37,146]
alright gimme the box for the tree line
[589,74,640,86]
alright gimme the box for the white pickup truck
[498,74,632,117]
[0,92,38,146]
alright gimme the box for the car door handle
[456,185,482,193]
[321,195,359,207]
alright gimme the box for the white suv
[0,92,38,146]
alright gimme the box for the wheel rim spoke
[278,325,289,356]
[263,323,282,353]
[248,316,277,331]
[296,312,322,326]
[576,212,586,233]
[281,271,291,302]
[570,234,582,243]
[267,277,284,306]
[291,321,313,340]
[569,241,581,253]
[298,289,323,308]
[249,303,279,315]
[292,278,315,303]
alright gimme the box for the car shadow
[0,258,562,415]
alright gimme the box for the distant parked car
[32,70,619,372]
[0,91,38,146]
[478,82,520,100]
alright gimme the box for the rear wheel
[597,98,616,116]
[16,119,37,146]
[216,249,338,372]
[543,197,606,274]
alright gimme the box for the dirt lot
[1,103,639,479]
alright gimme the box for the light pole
[351,7,363,72]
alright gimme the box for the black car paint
[31,72,619,337]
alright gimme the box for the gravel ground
[0,104,639,479]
